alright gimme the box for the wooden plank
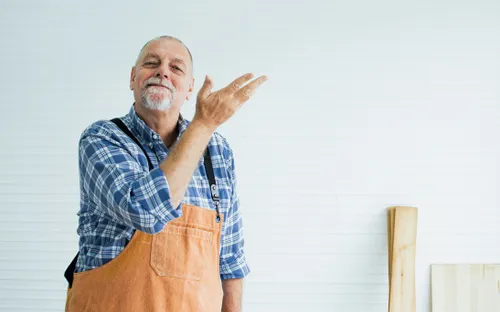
[431,264,500,312]
[387,208,395,293]
[388,206,418,312]
[387,207,395,307]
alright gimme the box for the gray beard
[141,88,175,111]
[142,95,173,111]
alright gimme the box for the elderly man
[64,35,267,312]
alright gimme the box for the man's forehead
[137,38,190,64]
[143,52,185,63]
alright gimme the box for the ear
[129,66,136,90]
[185,77,195,100]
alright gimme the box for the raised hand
[194,73,268,129]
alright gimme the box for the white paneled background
[1,0,499,311]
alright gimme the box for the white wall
[1,0,499,311]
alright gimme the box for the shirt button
[148,143,153,148]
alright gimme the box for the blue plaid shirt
[75,105,250,280]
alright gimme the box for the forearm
[222,278,243,312]
[80,129,184,234]
[159,119,215,207]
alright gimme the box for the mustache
[144,78,175,91]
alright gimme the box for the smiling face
[130,37,194,112]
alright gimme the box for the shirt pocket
[150,223,214,281]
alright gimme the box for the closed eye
[172,65,184,73]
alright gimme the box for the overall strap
[110,118,154,171]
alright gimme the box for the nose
[155,63,170,80]
[155,71,168,80]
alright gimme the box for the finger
[234,75,267,104]
[197,75,213,100]
[223,73,254,94]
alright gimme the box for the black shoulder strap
[111,118,154,171]
[204,148,221,223]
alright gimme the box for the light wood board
[387,206,418,312]
[431,264,500,312]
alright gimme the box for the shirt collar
[127,103,191,144]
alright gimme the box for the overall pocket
[150,223,213,280]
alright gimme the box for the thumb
[197,75,213,100]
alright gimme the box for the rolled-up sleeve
[219,143,250,280]
[79,123,181,234]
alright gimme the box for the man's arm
[79,127,182,234]
[222,278,243,312]
[218,136,251,309]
